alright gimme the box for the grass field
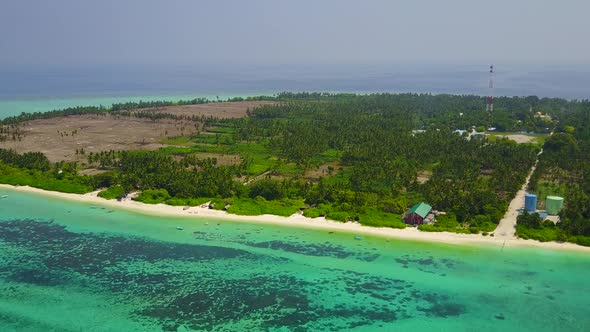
[0,101,273,162]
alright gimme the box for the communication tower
[486,65,495,112]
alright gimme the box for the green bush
[326,211,350,222]
[302,203,333,218]
[226,197,303,217]
[302,208,322,218]
[135,189,171,204]
[248,179,285,200]
[418,213,470,233]
[517,212,543,228]
[356,208,406,229]
[571,236,590,247]
[0,163,92,194]
[417,224,436,232]
[98,185,125,200]
[515,224,564,242]
[209,198,232,210]
[166,197,211,206]
[468,221,497,233]
[381,196,408,214]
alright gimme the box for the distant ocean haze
[1,64,589,118]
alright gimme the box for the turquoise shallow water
[0,93,271,119]
[0,188,589,331]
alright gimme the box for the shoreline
[1,183,589,253]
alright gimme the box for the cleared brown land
[0,101,274,162]
[186,152,242,166]
[498,134,537,144]
[0,114,199,162]
[304,163,342,180]
[487,133,538,144]
[78,168,108,176]
[416,170,432,184]
[132,100,277,118]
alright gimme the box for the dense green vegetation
[419,214,468,233]
[516,212,568,243]
[0,162,92,194]
[97,185,126,200]
[0,149,51,171]
[0,148,93,193]
[220,94,539,231]
[135,189,172,204]
[523,100,590,245]
[166,197,211,207]
[5,93,589,236]
[226,197,304,217]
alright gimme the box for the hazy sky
[1,0,589,66]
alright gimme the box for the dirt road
[494,163,537,239]
[494,136,551,239]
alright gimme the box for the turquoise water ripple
[0,188,589,331]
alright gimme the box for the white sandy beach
[1,183,589,253]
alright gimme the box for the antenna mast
[486,65,495,112]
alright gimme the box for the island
[1,93,589,249]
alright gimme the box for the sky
[1,0,589,66]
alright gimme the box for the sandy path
[494,163,537,239]
[243,170,272,185]
[494,130,550,240]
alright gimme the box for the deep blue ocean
[0,64,589,118]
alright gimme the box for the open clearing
[0,114,200,162]
[487,133,543,144]
[0,101,272,162]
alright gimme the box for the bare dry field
[132,100,277,118]
[0,101,275,162]
[0,114,199,162]
[187,152,242,166]
[303,163,342,180]
[488,133,538,144]
[500,134,537,144]
[416,170,432,184]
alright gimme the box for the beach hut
[403,202,432,226]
